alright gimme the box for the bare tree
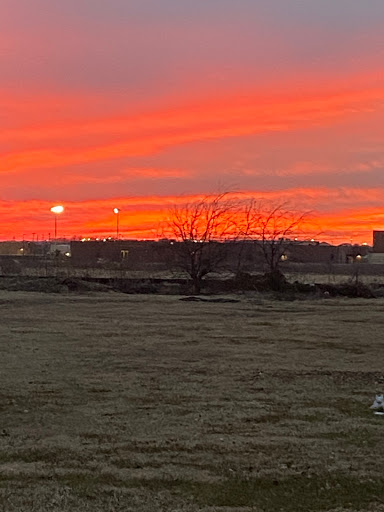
[234,198,262,275]
[257,203,308,273]
[238,200,309,275]
[167,195,310,292]
[167,193,238,293]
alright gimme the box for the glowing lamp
[113,208,120,239]
[50,205,64,239]
[51,205,64,214]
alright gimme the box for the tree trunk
[192,275,201,294]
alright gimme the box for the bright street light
[51,205,64,214]
[50,205,64,239]
[113,208,120,239]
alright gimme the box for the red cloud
[2,85,383,176]
[0,188,382,244]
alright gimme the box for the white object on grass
[370,394,384,410]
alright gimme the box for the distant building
[49,242,71,256]
[368,231,384,263]
[373,231,384,252]
[0,241,25,256]
[284,241,340,264]
[70,240,174,269]
[0,241,53,257]
[69,239,372,270]
[233,240,369,266]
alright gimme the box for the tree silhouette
[168,193,238,293]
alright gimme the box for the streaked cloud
[0,0,384,242]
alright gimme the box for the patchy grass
[143,475,384,510]
[1,472,384,511]
[0,291,383,511]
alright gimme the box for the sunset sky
[1,0,384,243]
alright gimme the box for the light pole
[50,205,64,239]
[113,208,120,239]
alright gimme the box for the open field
[0,291,384,511]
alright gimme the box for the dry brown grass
[0,291,383,511]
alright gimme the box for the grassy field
[0,291,383,511]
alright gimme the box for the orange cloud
[0,188,383,244]
[59,167,188,186]
[1,71,384,243]
[2,84,384,176]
